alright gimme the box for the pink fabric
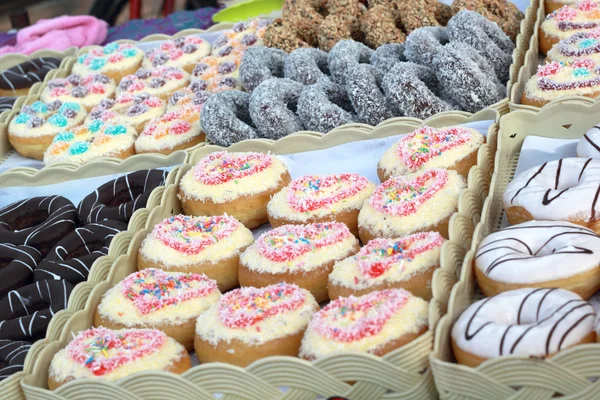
[0,16,108,55]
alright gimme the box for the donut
[86,93,165,133]
[73,43,143,82]
[211,19,269,57]
[360,6,406,49]
[404,27,449,67]
[451,0,524,41]
[168,87,212,111]
[264,19,311,53]
[547,29,600,65]
[178,151,291,228]
[284,48,329,85]
[397,0,441,33]
[0,244,41,298]
[43,121,136,166]
[317,15,355,52]
[239,223,359,302]
[328,232,445,300]
[0,96,17,112]
[297,82,355,133]
[346,64,394,126]
[0,196,78,256]
[377,126,485,182]
[48,327,191,389]
[370,43,406,73]
[451,288,596,367]
[0,280,73,341]
[0,340,31,380]
[33,221,127,285]
[117,67,189,100]
[522,59,600,107]
[190,54,243,92]
[201,90,258,147]
[8,101,86,160]
[137,215,254,291]
[0,57,61,97]
[540,1,600,55]
[503,158,600,232]
[194,283,319,366]
[578,124,600,159]
[546,0,580,14]
[142,36,211,73]
[282,0,324,46]
[249,78,305,140]
[358,169,466,242]
[95,268,221,350]
[328,40,373,85]
[41,74,116,111]
[239,47,287,92]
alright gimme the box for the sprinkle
[286,174,370,212]
[193,151,273,185]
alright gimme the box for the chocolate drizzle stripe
[542,188,569,205]
[557,312,595,351]
[584,134,600,154]
[545,302,590,354]
[476,237,533,257]
[510,163,547,204]
[464,297,493,340]
[517,288,546,325]
[532,231,599,256]
[555,159,562,190]
[536,288,556,321]
[591,184,600,221]
[579,158,593,182]
[499,325,512,356]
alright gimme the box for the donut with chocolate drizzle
[0,244,41,299]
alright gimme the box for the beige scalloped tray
[17,114,496,400]
[430,99,600,400]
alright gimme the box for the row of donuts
[450,126,600,367]
[0,169,167,381]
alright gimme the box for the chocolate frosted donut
[0,57,61,95]
[284,48,330,85]
[0,280,73,341]
[0,97,17,113]
[370,43,406,73]
[346,64,393,125]
[240,47,288,91]
[297,82,356,132]
[34,220,127,284]
[0,340,31,380]
[202,90,258,146]
[0,196,78,256]
[78,169,168,225]
[0,244,41,299]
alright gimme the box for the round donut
[0,196,78,256]
[297,82,356,133]
[240,46,287,92]
[328,40,373,85]
[0,244,41,298]
[73,43,143,83]
[360,6,406,49]
[282,0,324,46]
[547,29,600,64]
[503,158,600,232]
[201,90,258,147]
[142,36,211,73]
[300,289,429,360]
[404,26,449,67]
[41,74,116,111]
[539,2,600,55]
[578,124,600,159]
[370,43,406,73]
[546,0,580,14]
[397,0,441,33]
[34,221,127,285]
[168,87,212,111]
[263,18,311,53]
[191,54,243,93]
[0,340,31,380]
[451,288,596,368]
[0,57,61,97]
[284,48,330,85]
[86,93,166,133]
[211,19,269,57]
[0,280,73,341]
[317,15,355,52]
[451,0,524,41]
[249,78,305,140]
[347,64,394,126]
[117,67,189,100]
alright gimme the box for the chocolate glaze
[0,58,61,91]
[0,340,31,380]
[0,244,41,298]
[0,97,17,112]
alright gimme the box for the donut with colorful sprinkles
[48,327,191,389]
[540,1,600,54]
[299,289,429,360]
[194,283,318,367]
[137,214,254,291]
[239,222,359,302]
[41,74,116,111]
[117,66,190,101]
[142,36,211,73]
[178,151,291,229]
[72,43,143,83]
[547,29,600,65]
[86,93,166,133]
[95,268,221,350]
[358,168,466,242]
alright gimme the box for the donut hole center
[9,211,49,232]
[0,257,13,269]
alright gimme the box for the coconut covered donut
[95,268,221,350]
[297,82,356,133]
[370,43,406,73]
[328,40,373,85]
[346,64,394,125]
[240,46,287,92]
[578,124,600,159]
[117,67,189,100]
[451,288,596,367]
[191,54,243,92]
[547,29,600,64]
[48,327,191,389]
[404,27,449,67]
[300,289,429,360]
[142,36,211,72]
[267,173,375,236]
[239,222,359,302]
[86,93,166,132]
[73,43,143,82]
[284,48,330,85]
[201,90,258,147]
[0,244,41,298]
[540,1,600,55]
[358,169,466,242]
[377,126,485,181]
[41,74,116,111]
[178,151,291,228]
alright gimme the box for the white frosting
[577,125,600,159]
[541,4,600,41]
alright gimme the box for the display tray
[17,115,496,400]
[430,99,600,400]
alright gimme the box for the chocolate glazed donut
[0,280,73,341]
[0,196,78,257]
[78,170,168,225]
[0,244,42,298]
[34,220,127,284]
[0,57,61,95]
[0,340,31,380]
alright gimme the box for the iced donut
[86,93,166,132]
[95,268,221,350]
[41,74,116,111]
[117,67,189,100]
[451,288,596,367]
[267,173,375,236]
[546,0,581,13]
[297,82,356,133]
[300,289,429,360]
[578,124,600,159]
[167,87,212,111]
[0,340,31,380]
[211,19,269,58]
[346,64,393,126]
[370,43,407,73]
[547,29,600,64]
[358,169,466,242]
[143,36,211,72]
[239,222,359,302]
[73,43,143,82]
[540,1,600,55]
[48,327,191,389]
[137,214,254,291]
[195,283,318,367]
[404,27,448,67]
[503,158,600,232]
[328,40,373,85]
[0,244,41,298]
[201,90,258,146]
[8,101,86,160]
[240,47,287,91]
[328,231,445,300]
[0,57,61,97]
[191,54,243,92]
[178,151,291,228]
[377,126,485,181]
[283,48,329,85]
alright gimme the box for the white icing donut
[577,125,600,159]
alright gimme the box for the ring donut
[370,43,406,73]
[347,64,393,125]
[284,48,330,85]
[297,82,356,133]
[240,47,287,92]
[578,124,600,159]
[405,26,449,67]
[0,57,61,97]
[0,244,41,298]
[328,40,373,85]
[0,340,31,379]
[201,90,258,146]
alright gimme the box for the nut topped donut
[377,126,485,181]
[0,244,41,298]
[48,327,191,389]
[178,151,291,228]
[540,1,600,54]
[95,269,221,350]
[328,231,445,300]
[267,173,375,236]
[547,29,600,64]
[239,222,359,302]
[358,169,466,242]
[142,36,211,72]
[41,74,116,111]
[138,214,254,291]
[85,93,166,133]
[300,289,429,360]
[117,67,189,100]
[577,124,600,159]
[195,283,319,367]
[0,57,61,97]
[73,43,143,82]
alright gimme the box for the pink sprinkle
[193,151,274,185]
[556,6,578,21]
[538,61,563,77]
[573,58,595,69]
[170,121,192,135]
[51,87,70,97]
[145,97,163,107]
[108,54,124,63]
[90,84,106,94]
[579,0,598,11]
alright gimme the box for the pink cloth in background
[0,15,108,55]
